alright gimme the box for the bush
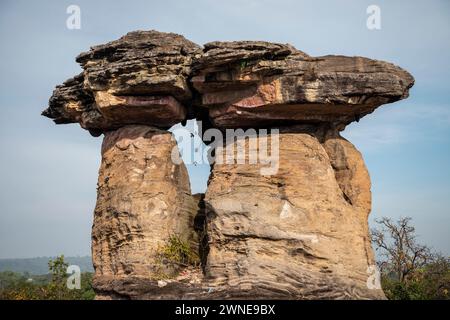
[153,234,200,279]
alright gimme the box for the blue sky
[0,0,449,258]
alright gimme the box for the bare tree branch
[371,217,434,283]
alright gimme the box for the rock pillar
[204,126,384,299]
[92,125,198,297]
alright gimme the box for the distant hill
[0,256,93,275]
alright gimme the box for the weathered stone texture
[203,127,384,299]
[92,125,198,280]
[42,30,414,300]
[192,42,414,128]
[43,31,413,133]
[43,31,201,132]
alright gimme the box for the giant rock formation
[43,30,414,299]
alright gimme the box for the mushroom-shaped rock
[42,30,414,300]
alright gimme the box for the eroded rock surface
[42,30,414,300]
[42,31,200,133]
[92,125,198,282]
[192,42,414,128]
[203,126,384,299]
[43,31,413,134]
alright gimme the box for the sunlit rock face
[191,41,413,129]
[92,125,198,294]
[203,126,384,299]
[42,31,200,135]
[42,31,413,134]
[43,30,414,300]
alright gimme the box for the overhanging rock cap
[42,30,414,134]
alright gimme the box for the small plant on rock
[152,234,200,280]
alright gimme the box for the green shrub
[153,234,200,279]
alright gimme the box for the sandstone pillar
[204,126,384,299]
[92,125,198,297]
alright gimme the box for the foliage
[0,256,93,275]
[153,234,200,279]
[239,59,248,70]
[159,235,200,266]
[46,255,69,299]
[372,217,450,300]
[0,255,95,300]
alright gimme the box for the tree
[371,217,433,283]
[46,255,70,299]
[0,255,95,300]
[371,217,450,300]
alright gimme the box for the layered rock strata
[204,126,383,299]
[192,42,413,128]
[42,31,200,136]
[92,125,198,298]
[42,30,414,300]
